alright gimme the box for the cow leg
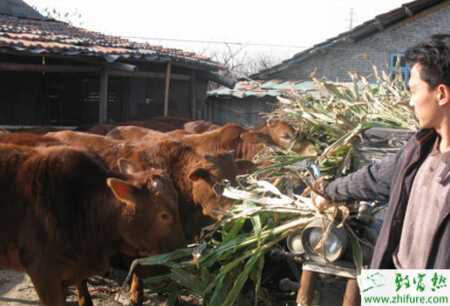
[129,264,169,306]
[77,280,94,306]
[130,270,144,306]
[28,273,66,306]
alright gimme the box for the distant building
[205,80,316,126]
[253,0,450,82]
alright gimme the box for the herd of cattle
[0,117,316,306]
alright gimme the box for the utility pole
[348,8,355,30]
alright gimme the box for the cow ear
[240,131,272,144]
[204,150,235,164]
[266,119,277,128]
[117,158,140,175]
[107,178,136,208]
[188,168,211,182]
[235,159,257,175]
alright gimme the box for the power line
[121,35,309,49]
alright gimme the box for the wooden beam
[163,61,172,117]
[109,69,190,81]
[0,62,191,80]
[208,100,213,121]
[0,62,101,73]
[190,71,197,119]
[296,270,316,306]
[99,69,109,123]
[342,279,361,306]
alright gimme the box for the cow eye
[159,212,172,223]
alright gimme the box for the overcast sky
[25,0,411,62]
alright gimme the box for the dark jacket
[325,128,450,268]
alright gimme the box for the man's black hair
[405,34,450,88]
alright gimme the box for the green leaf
[222,253,262,306]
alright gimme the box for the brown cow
[85,116,191,135]
[107,125,190,142]
[181,120,317,159]
[46,130,254,305]
[0,144,185,306]
[107,120,317,161]
[82,123,117,135]
[106,123,245,155]
[183,120,220,133]
[0,132,62,147]
[105,125,170,142]
[46,130,252,219]
[241,120,317,155]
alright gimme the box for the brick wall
[268,1,450,81]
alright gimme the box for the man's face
[408,63,441,128]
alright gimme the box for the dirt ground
[0,269,345,306]
[0,269,170,306]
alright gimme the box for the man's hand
[302,178,332,212]
[311,192,332,212]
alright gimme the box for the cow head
[266,120,299,149]
[260,120,318,156]
[188,151,255,219]
[108,159,186,257]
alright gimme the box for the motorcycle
[271,127,412,306]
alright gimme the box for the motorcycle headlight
[286,231,305,255]
[301,218,348,263]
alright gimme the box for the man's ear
[437,84,450,106]
[188,168,211,182]
[107,178,136,209]
[117,158,140,175]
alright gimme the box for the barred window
[389,53,410,81]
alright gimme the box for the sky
[24,0,411,64]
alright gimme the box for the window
[389,53,410,81]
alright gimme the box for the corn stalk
[130,68,417,305]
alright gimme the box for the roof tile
[0,14,222,69]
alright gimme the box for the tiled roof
[207,80,317,99]
[0,14,222,70]
[0,0,45,20]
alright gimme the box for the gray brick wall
[269,1,450,81]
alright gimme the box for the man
[316,34,450,269]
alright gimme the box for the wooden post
[99,69,109,123]
[164,61,172,117]
[342,279,361,306]
[190,71,197,119]
[296,270,316,306]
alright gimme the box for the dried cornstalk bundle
[130,68,417,305]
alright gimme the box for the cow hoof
[129,297,143,306]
